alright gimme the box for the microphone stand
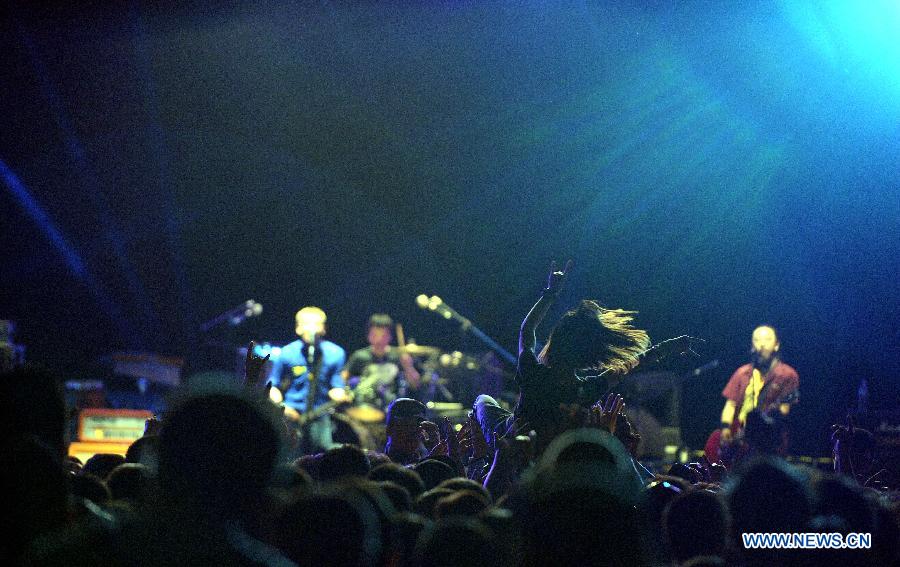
[418,295,516,365]
[200,300,261,332]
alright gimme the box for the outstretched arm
[519,260,572,355]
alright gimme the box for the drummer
[343,314,422,409]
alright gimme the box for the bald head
[295,306,327,341]
[751,326,779,362]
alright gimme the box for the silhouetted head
[728,458,811,535]
[107,463,150,502]
[369,462,426,499]
[71,473,111,506]
[0,365,68,457]
[413,517,500,567]
[385,398,427,456]
[274,489,382,566]
[158,390,284,521]
[664,489,729,564]
[125,435,160,476]
[7,436,69,560]
[727,458,811,564]
[83,453,126,481]
[374,480,412,512]
[415,488,455,518]
[414,459,457,491]
[516,428,646,565]
[813,474,876,534]
[435,490,490,519]
[319,444,371,482]
[436,477,491,502]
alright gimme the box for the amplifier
[77,408,153,442]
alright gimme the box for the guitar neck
[296,371,384,425]
[297,400,338,426]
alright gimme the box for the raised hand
[456,421,474,455]
[613,408,641,455]
[457,418,485,460]
[144,416,162,436]
[420,420,442,453]
[591,393,625,434]
[440,416,462,461]
[546,259,574,295]
[429,439,450,457]
[521,259,574,355]
[245,340,271,384]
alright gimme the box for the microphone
[415,294,455,321]
[229,300,263,326]
[416,294,445,313]
[414,293,516,365]
[200,300,263,332]
[692,359,720,376]
[749,349,762,366]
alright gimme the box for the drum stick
[396,323,407,349]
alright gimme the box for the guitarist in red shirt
[705,325,799,464]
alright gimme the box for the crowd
[4,263,898,566]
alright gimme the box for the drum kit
[249,341,482,451]
[220,297,518,450]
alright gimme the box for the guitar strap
[756,358,779,410]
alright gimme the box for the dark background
[2,1,898,455]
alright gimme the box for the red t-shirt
[721,361,799,416]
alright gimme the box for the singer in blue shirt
[265,306,346,452]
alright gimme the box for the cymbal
[345,404,386,423]
[438,351,480,370]
[328,387,351,403]
[399,344,442,356]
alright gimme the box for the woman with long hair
[473,261,651,454]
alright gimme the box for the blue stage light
[1,158,88,280]
[786,1,900,94]
[1,158,136,342]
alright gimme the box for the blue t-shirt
[267,339,346,412]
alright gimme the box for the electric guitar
[281,371,387,427]
[704,389,799,466]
